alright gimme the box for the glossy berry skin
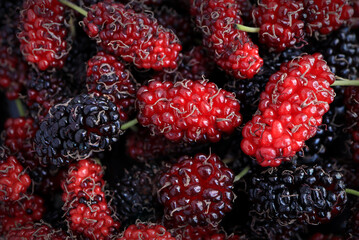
[86,51,137,121]
[191,0,263,79]
[5,223,68,240]
[0,156,31,202]
[137,79,242,143]
[309,233,343,240]
[248,164,347,225]
[241,53,335,167]
[62,159,120,240]
[18,0,70,70]
[83,2,182,71]
[34,94,122,167]
[252,0,305,52]
[157,153,234,227]
[304,0,354,36]
[118,223,175,240]
[0,195,45,234]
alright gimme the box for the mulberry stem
[234,166,250,182]
[121,119,138,131]
[346,188,359,197]
[15,99,25,117]
[58,0,88,17]
[236,24,260,33]
[332,77,359,86]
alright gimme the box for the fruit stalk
[234,165,250,182]
[121,119,139,131]
[235,24,260,33]
[58,0,87,17]
[332,78,359,86]
[15,99,25,117]
[346,188,359,197]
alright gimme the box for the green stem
[121,119,138,131]
[331,80,359,86]
[236,24,260,33]
[59,0,88,17]
[234,166,250,182]
[222,158,234,165]
[346,188,359,197]
[15,99,26,117]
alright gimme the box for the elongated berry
[241,53,335,167]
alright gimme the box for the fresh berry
[111,163,160,225]
[62,159,120,239]
[252,0,305,52]
[117,223,175,240]
[157,153,234,227]
[3,117,40,169]
[34,93,123,167]
[153,46,215,82]
[241,53,335,167]
[0,46,28,100]
[137,79,242,142]
[0,195,45,234]
[82,2,182,71]
[191,0,263,79]
[0,156,31,202]
[5,222,68,240]
[86,51,137,121]
[26,69,73,123]
[303,0,354,36]
[18,0,70,70]
[248,164,347,225]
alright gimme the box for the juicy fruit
[18,0,70,70]
[82,2,182,71]
[86,51,137,121]
[157,153,234,227]
[34,93,122,167]
[241,53,335,167]
[252,0,305,52]
[191,0,263,79]
[137,79,242,142]
[249,164,347,225]
[62,159,120,239]
[0,156,31,202]
[304,0,354,36]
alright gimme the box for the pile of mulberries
[0,0,359,239]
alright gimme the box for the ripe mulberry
[137,79,242,143]
[18,0,70,70]
[34,93,123,167]
[241,53,335,167]
[82,2,182,71]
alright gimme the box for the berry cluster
[61,159,120,239]
[0,0,359,239]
